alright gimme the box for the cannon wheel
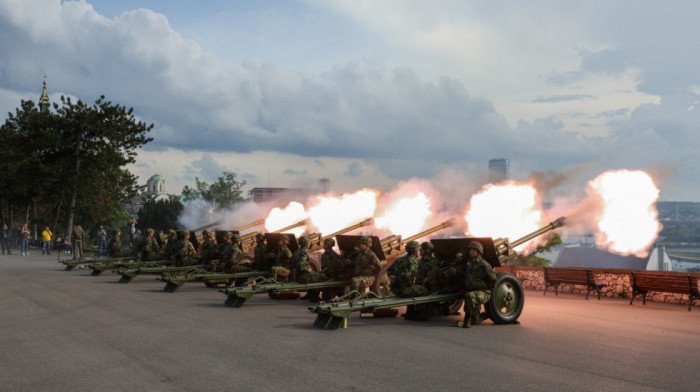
[486,272,524,324]
[371,265,392,296]
[309,253,322,272]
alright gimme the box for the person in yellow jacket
[41,226,52,255]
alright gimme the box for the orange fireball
[587,170,661,257]
[264,201,307,236]
[464,182,543,244]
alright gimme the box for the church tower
[39,74,50,112]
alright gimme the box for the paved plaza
[1,252,698,391]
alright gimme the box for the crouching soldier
[459,241,497,328]
[346,236,381,296]
[320,237,345,301]
[173,230,196,266]
[270,235,293,282]
[292,236,327,302]
[387,241,426,297]
[108,229,124,257]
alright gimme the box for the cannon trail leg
[225,294,247,308]
[313,314,332,329]
[163,280,184,293]
[91,269,103,276]
[119,273,136,284]
[326,316,346,330]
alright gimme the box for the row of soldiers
[106,227,496,327]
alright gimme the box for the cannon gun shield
[264,233,299,253]
[335,235,386,261]
[431,237,501,268]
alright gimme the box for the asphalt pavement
[1,251,698,392]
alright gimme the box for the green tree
[0,96,153,243]
[137,199,184,232]
[185,171,246,209]
[511,233,563,267]
[53,96,153,242]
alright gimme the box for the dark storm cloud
[283,169,308,175]
[532,94,595,103]
[344,162,363,177]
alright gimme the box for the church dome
[148,174,165,182]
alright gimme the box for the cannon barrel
[496,216,566,263]
[308,218,374,252]
[233,219,265,233]
[321,218,373,241]
[270,219,307,234]
[510,216,566,249]
[190,220,223,233]
[402,219,454,244]
[382,219,454,260]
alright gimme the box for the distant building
[488,158,509,183]
[124,170,178,216]
[248,178,332,203]
[39,74,50,112]
[553,246,647,270]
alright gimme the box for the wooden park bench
[544,267,606,300]
[630,271,700,311]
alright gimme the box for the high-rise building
[488,158,509,183]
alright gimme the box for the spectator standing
[72,224,85,260]
[129,219,136,236]
[97,226,107,256]
[20,224,30,256]
[41,226,52,255]
[1,224,11,254]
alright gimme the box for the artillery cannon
[220,220,452,308]
[118,219,308,284]
[310,217,566,330]
[160,218,374,292]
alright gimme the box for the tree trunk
[31,197,38,240]
[65,132,82,244]
[52,197,62,236]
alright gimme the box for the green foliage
[185,171,246,209]
[137,199,183,232]
[511,233,563,267]
[658,222,700,243]
[0,95,153,239]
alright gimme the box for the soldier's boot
[458,311,471,328]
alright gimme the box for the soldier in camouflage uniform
[416,241,441,291]
[138,228,161,261]
[270,235,293,282]
[221,233,249,273]
[320,238,344,301]
[387,241,426,298]
[347,236,382,295]
[107,228,123,257]
[161,230,178,262]
[459,241,497,328]
[251,233,268,271]
[199,230,219,270]
[291,236,327,302]
[173,230,196,266]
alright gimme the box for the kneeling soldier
[460,241,497,328]
[270,235,293,282]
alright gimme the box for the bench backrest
[544,267,590,285]
[631,272,698,295]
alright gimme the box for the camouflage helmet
[298,235,309,246]
[222,231,231,239]
[467,241,483,255]
[146,228,155,235]
[405,240,420,252]
[255,233,265,241]
[136,230,142,235]
[359,236,372,246]
[323,237,335,246]
[113,228,121,234]
[202,229,211,237]
[230,233,240,242]
[279,235,290,245]
[168,229,176,237]
[420,241,434,252]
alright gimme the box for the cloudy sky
[1,0,699,201]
